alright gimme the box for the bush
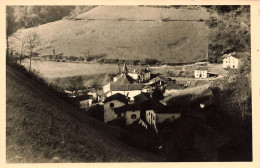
[86,105,104,121]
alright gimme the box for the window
[131,114,136,119]
[110,103,114,108]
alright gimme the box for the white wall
[125,110,140,125]
[222,56,240,69]
[144,72,151,81]
[194,70,207,78]
[113,77,118,82]
[146,110,156,126]
[128,73,139,80]
[103,83,111,93]
[104,99,126,123]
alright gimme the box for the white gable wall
[125,110,140,125]
[146,110,156,126]
[222,56,240,69]
[103,83,111,93]
[194,70,208,78]
[128,73,139,80]
[104,99,126,123]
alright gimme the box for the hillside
[9,6,209,64]
[6,66,160,162]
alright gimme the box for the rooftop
[103,93,129,104]
[113,74,134,85]
[114,104,141,113]
[110,83,143,91]
[134,93,151,104]
[195,66,208,71]
[222,52,245,59]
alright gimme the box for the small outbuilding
[194,66,208,79]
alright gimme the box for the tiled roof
[222,52,245,59]
[110,83,143,91]
[114,104,141,113]
[195,66,208,71]
[103,93,128,104]
[113,74,134,85]
[134,93,151,104]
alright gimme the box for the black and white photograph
[1,1,260,166]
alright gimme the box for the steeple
[122,62,128,74]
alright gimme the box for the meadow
[10,6,209,64]
[21,59,118,79]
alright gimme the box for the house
[103,63,143,100]
[194,66,208,79]
[71,94,93,109]
[134,93,181,131]
[114,103,141,125]
[103,93,128,123]
[127,67,151,82]
[222,53,242,69]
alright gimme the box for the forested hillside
[6,6,96,36]
[204,6,250,63]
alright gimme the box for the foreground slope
[10,6,209,64]
[6,66,160,162]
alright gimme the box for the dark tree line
[6,6,96,36]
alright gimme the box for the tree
[25,29,41,70]
[12,33,26,65]
[205,6,250,63]
[80,49,90,61]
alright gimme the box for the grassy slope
[6,66,160,162]
[10,6,209,64]
[21,59,118,79]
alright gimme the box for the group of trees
[204,6,250,63]
[6,6,96,36]
[8,29,41,70]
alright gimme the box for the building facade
[194,67,208,79]
[103,93,128,123]
[222,54,241,69]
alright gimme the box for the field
[21,59,118,79]
[6,65,160,162]
[10,6,209,64]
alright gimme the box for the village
[61,52,243,135]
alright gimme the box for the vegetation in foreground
[6,66,149,162]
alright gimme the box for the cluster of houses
[62,52,243,131]
[194,52,242,79]
[103,92,181,132]
[101,63,183,132]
